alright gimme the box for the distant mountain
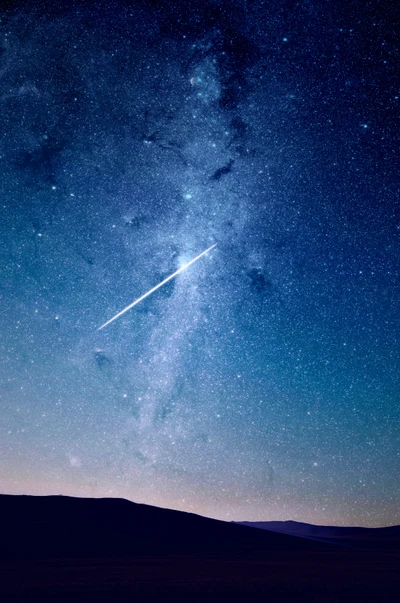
[0,494,333,560]
[236,520,400,550]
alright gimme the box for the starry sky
[0,0,399,527]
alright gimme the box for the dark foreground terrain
[0,495,399,602]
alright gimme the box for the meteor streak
[97,243,217,330]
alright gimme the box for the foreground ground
[1,548,399,602]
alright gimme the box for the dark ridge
[0,494,334,561]
[237,520,400,551]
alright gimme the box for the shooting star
[97,243,217,330]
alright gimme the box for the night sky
[1,0,399,527]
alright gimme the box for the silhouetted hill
[1,496,399,602]
[237,520,400,550]
[0,494,333,561]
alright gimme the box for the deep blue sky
[0,0,399,526]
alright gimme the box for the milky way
[0,0,399,526]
